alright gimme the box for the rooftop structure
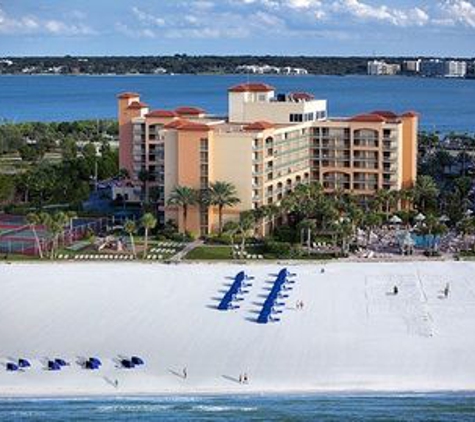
[118,84,418,236]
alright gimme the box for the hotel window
[290,113,303,123]
[200,138,209,151]
[200,138,209,189]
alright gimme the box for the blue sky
[0,0,474,57]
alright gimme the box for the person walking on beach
[296,300,301,310]
[444,283,450,298]
[239,374,243,384]
[243,373,249,384]
[183,367,187,379]
[114,379,119,389]
[393,285,399,295]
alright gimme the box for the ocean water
[0,74,474,132]
[0,394,474,421]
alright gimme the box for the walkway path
[170,239,203,262]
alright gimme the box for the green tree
[205,181,241,234]
[414,176,439,213]
[124,220,137,258]
[141,212,157,258]
[26,212,44,259]
[167,186,198,233]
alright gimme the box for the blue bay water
[0,74,474,132]
[0,394,475,421]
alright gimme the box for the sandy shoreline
[1,261,475,396]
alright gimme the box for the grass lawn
[186,246,233,260]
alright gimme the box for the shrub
[205,233,233,245]
[263,240,292,257]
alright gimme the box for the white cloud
[332,0,429,27]
[442,0,475,27]
[131,6,165,27]
[0,7,95,36]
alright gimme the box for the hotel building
[118,83,418,235]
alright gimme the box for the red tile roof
[163,119,210,131]
[175,106,205,116]
[117,92,140,99]
[370,110,399,119]
[243,121,275,131]
[401,111,419,118]
[145,110,178,118]
[228,83,275,93]
[127,101,148,110]
[289,92,315,101]
[163,119,186,129]
[348,113,387,123]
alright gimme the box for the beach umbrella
[389,215,403,224]
[415,213,426,222]
[439,215,450,223]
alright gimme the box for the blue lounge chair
[6,363,19,371]
[89,357,102,367]
[85,361,99,370]
[131,356,144,366]
[121,359,135,369]
[48,360,61,371]
[18,359,31,368]
[55,359,68,367]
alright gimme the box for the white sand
[0,261,475,396]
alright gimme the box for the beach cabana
[389,215,403,225]
[415,213,426,223]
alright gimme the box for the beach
[1,261,475,396]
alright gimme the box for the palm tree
[124,220,137,258]
[138,169,153,204]
[223,221,240,249]
[361,211,383,247]
[414,175,439,213]
[237,211,256,253]
[141,213,157,258]
[457,216,475,251]
[42,212,68,259]
[26,212,43,259]
[167,186,198,233]
[297,219,317,252]
[206,181,240,234]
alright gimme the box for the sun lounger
[55,358,68,367]
[6,363,19,371]
[121,359,135,369]
[48,360,61,371]
[18,358,31,368]
[131,356,144,366]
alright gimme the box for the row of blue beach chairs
[217,270,254,311]
[5,356,145,372]
[257,268,296,324]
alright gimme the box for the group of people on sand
[238,373,249,384]
[392,283,450,298]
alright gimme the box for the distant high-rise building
[367,60,401,76]
[444,61,467,78]
[403,59,421,73]
[421,59,467,78]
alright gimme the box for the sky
[0,0,474,57]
